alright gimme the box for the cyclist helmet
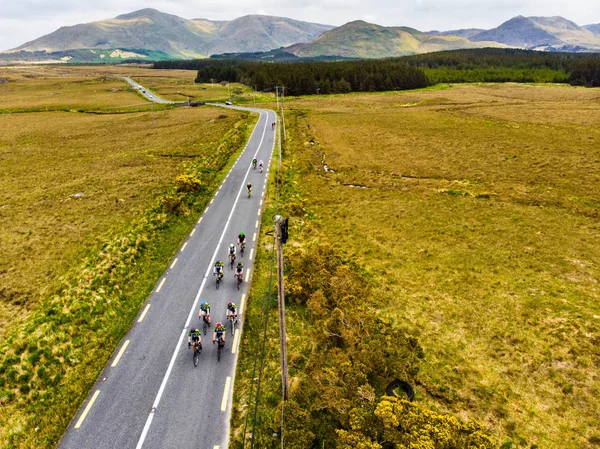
[190,327,197,333]
[216,322,223,327]
[240,232,245,237]
[230,243,234,248]
[227,302,232,307]
[247,183,252,188]
[200,300,207,307]
[237,262,243,267]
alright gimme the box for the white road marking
[155,278,166,293]
[259,199,263,206]
[253,232,256,242]
[170,258,178,269]
[138,304,151,323]
[245,270,250,282]
[136,111,270,449]
[181,242,188,252]
[257,209,261,216]
[221,377,231,412]
[249,248,254,261]
[255,220,259,229]
[197,217,203,224]
[210,198,214,204]
[239,294,246,315]
[190,228,196,237]
[232,330,240,354]
[204,206,209,213]
[74,390,100,429]
[111,340,130,367]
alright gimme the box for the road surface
[58,83,276,449]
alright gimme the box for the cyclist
[247,182,252,196]
[252,158,257,169]
[213,260,225,280]
[229,243,236,259]
[188,327,202,350]
[259,160,264,172]
[213,322,226,344]
[226,302,238,323]
[238,231,246,249]
[235,262,243,277]
[198,300,211,324]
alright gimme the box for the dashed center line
[221,377,231,412]
[112,340,130,367]
[138,304,151,323]
[74,390,100,429]
[155,278,166,293]
[170,258,178,269]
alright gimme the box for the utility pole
[275,216,289,401]
[275,86,279,110]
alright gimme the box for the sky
[1,0,600,52]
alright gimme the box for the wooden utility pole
[275,86,280,110]
[275,216,289,401]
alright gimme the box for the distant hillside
[4,8,332,60]
[471,16,600,51]
[584,24,600,35]
[286,20,504,59]
[426,29,485,39]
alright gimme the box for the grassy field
[237,84,600,448]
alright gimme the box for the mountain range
[2,9,600,62]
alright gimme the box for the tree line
[157,59,429,94]
[154,48,600,92]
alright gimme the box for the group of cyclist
[188,147,268,357]
[188,302,238,349]
[188,231,246,355]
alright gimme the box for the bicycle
[227,314,237,334]
[215,271,223,289]
[239,241,245,257]
[229,253,236,270]
[216,336,225,362]
[191,341,202,367]
[201,314,210,335]
[252,159,257,170]
[247,187,252,198]
[235,272,243,290]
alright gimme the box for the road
[58,83,276,449]
[123,76,175,104]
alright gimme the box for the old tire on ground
[385,379,415,402]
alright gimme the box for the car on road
[225,101,232,105]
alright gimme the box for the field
[0,65,257,446]
[236,84,600,448]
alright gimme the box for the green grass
[237,83,600,448]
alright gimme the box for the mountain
[5,9,332,59]
[286,20,504,59]
[583,24,600,35]
[426,29,485,39]
[470,16,600,51]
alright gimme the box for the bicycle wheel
[216,277,220,290]
[241,246,244,257]
[202,319,208,336]
[193,348,200,367]
[230,317,235,334]
[230,257,235,270]
[217,342,222,362]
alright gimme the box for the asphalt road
[58,84,276,449]
[123,77,175,104]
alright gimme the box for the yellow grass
[0,66,247,339]
[278,83,600,448]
